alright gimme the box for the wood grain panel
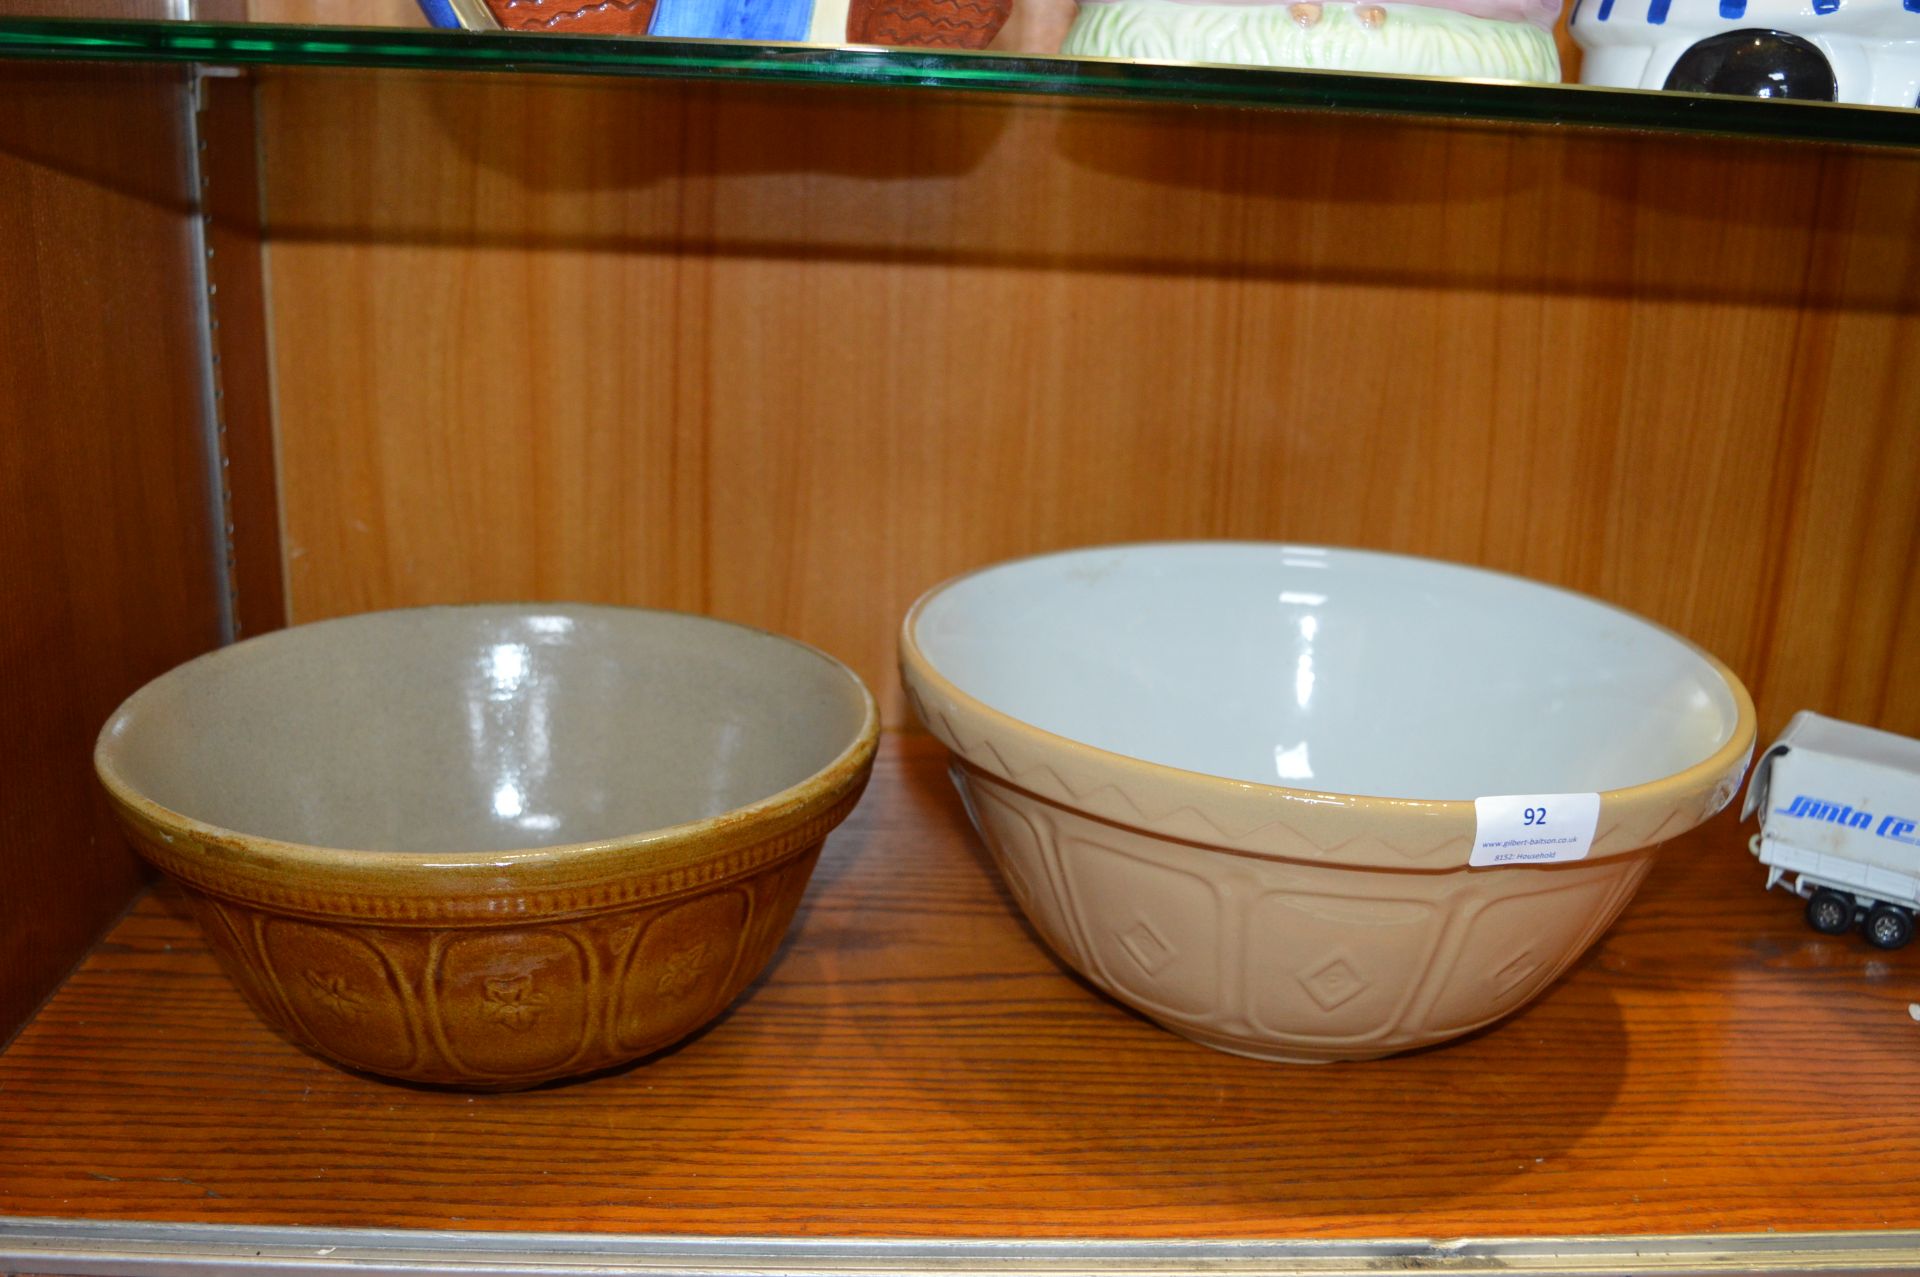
[4,734,1920,1235]
[1755,153,1920,738]
[256,70,1920,743]
[0,64,225,1043]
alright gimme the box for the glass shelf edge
[0,17,1917,150]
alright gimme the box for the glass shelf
[1,16,1918,149]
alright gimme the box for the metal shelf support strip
[5,1220,1920,1277]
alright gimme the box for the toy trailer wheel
[1864,904,1915,951]
[1805,889,1855,936]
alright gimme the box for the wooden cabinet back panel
[257,70,1920,736]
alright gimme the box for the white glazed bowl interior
[911,543,1741,801]
[101,605,874,855]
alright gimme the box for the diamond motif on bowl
[1299,956,1368,1011]
[1494,952,1541,994]
[1118,920,1175,976]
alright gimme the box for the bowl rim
[95,603,881,918]
[900,540,1757,854]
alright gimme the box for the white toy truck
[1743,711,1920,950]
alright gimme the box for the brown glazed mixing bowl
[95,605,878,1089]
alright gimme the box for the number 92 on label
[1470,792,1602,867]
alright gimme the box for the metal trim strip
[4,1220,1920,1277]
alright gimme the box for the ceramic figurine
[1742,711,1920,949]
[419,0,1010,46]
[1572,0,1920,105]
[846,0,1013,46]
[1056,0,1563,80]
[422,0,653,31]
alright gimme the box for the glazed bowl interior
[98,606,873,854]
[911,543,1743,800]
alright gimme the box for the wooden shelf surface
[4,734,1920,1239]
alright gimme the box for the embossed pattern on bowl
[97,605,878,1089]
[901,543,1755,1062]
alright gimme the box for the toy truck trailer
[1742,711,1920,950]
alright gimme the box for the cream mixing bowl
[900,543,1755,1062]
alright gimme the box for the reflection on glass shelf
[0,16,1915,148]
